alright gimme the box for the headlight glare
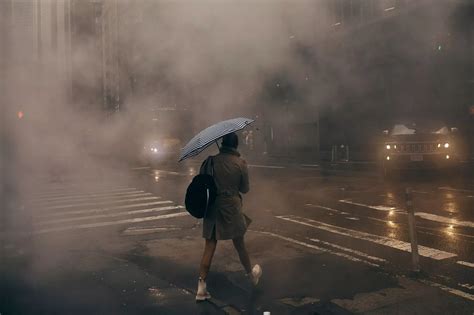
[444,142,449,148]
[386,144,391,150]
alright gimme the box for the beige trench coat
[200,146,250,240]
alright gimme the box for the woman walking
[196,132,262,301]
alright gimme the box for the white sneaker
[195,278,211,301]
[250,264,262,286]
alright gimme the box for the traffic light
[17,111,24,119]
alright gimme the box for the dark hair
[222,132,238,148]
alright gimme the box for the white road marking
[345,217,360,221]
[38,196,161,210]
[248,164,285,169]
[305,204,349,215]
[38,200,174,218]
[253,230,380,267]
[415,212,474,228]
[300,164,319,168]
[412,190,430,194]
[456,261,474,269]
[420,280,474,301]
[367,216,474,241]
[29,187,139,200]
[122,226,181,235]
[459,283,474,290]
[439,187,474,193]
[307,238,386,263]
[339,200,400,213]
[306,204,474,240]
[277,215,457,260]
[34,212,189,235]
[131,166,151,170]
[151,170,187,176]
[35,192,152,204]
[37,205,185,226]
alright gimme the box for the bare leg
[199,238,217,280]
[232,236,252,274]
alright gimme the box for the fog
[1,0,472,291]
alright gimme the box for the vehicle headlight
[386,144,391,150]
[153,148,158,153]
[444,142,449,148]
[437,143,441,148]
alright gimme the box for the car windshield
[391,121,449,136]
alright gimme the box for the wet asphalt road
[2,160,474,314]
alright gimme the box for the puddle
[148,286,192,301]
[148,287,166,299]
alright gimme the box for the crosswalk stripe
[339,200,400,213]
[307,238,387,263]
[35,192,152,204]
[337,202,474,230]
[37,205,185,226]
[420,280,474,301]
[131,166,151,170]
[415,212,474,228]
[277,215,457,260]
[38,196,161,210]
[29,187,139,200]
[253,230,380,267]
[34,212,189,235]
[248,164,285,169]
[306,204,474,242]
[439,187,474,194]
[31,186,136,195]
[305,204,349,215]
[122,226,181,235]
[37,200,174,218]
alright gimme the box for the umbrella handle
[215,140,220,150]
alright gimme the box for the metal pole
[405,187,420,272]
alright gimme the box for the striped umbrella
[179,117,254,162]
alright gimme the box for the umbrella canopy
[179,117,254,162]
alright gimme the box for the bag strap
[209,156,214,177]
[203,157,214,219]
[202,156,214,176]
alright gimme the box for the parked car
[381,122,462,176]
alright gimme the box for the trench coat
[200,146,251,240]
